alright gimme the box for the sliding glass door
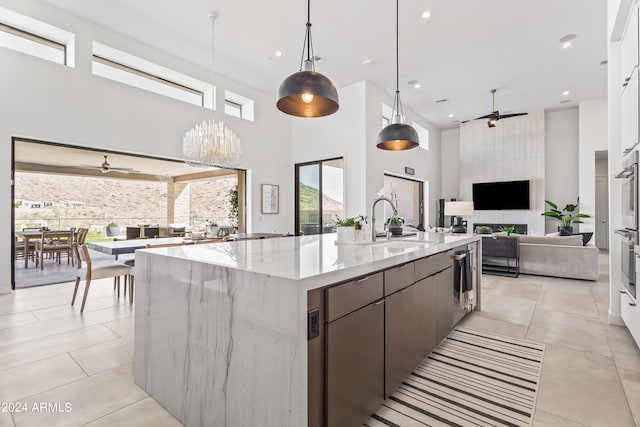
[295,158,344,236]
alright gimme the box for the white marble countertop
[140,232,480,289]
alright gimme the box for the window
[92,42,212,108]
[295,158,344,236]
[383,174,426,228]
[0,7,74,66]
[224,90,254,121]
[412,121,430,151]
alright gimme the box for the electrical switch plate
[308,308,320,340]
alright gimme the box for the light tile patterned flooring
[0,251,637,426]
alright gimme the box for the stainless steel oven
[616,229,638,299]
[616,150,639,230]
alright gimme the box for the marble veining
[134,232,480,426]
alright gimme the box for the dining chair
[72,244,131,313]
[35,230,74,270]
[76,228,89,245]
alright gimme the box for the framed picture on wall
[261,184,279,214]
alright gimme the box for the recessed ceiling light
[435,98,448,103]
[600,59,608,65]
[422,11,431,19]
[560,99,572,104]
[562,90,570,96]
[559,34,576,49]
[408,80,420,88]
[559,34,577,43]
[313,55,325,64]
[362,59,373,65]
[448,114,454,118]
[275,50,282,57]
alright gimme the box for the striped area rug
[365,326,545,427]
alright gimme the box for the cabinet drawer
[326,272,383,322]
[621,292,640,347]
[415,250,452,281]
[384,262,415,295]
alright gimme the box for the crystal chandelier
[183,13,241,168]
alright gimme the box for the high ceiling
[14,140,235,180]
[37,0,607,130]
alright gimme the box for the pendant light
[376,0,419,150]
[276,0,339,118]
[183,13,241,168]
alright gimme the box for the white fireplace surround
[459,111,545,236]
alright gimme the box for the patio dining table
[15,230,76,269]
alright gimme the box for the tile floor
[0,251,637,426]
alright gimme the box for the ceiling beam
[15,162,172,182]
[171,169,238,183]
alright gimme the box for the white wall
[544,108,580,233]
[365,82,442,231]
[0,1,293,294]
[291,81,442,232]
[291,82,368,218]
[578,99,609,234]
[441,128,460,200]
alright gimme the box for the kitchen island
[133,232,481,427]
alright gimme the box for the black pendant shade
[376,0,419,151]
[276,0,339,118]
[376,123,419,150]
[277,70,339,117]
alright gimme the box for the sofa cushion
[558,229,594,246]
[518,235,583,246]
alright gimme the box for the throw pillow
[576,232,593,246]
[558,229,593,246]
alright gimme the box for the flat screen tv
[472,180,530,210]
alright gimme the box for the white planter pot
[337,226,357,243]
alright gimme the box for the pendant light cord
[395,0,399,94]
[298,0,315,71]
[392,0,403,119]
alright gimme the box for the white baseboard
[609,310,625,326]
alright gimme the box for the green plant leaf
[576,213,591,218]
[545,200,558,209]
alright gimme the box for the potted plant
[206,220,219,236]
[386,216,404,236]
[498,225,517,236]
[105,222,120,237]
[336,215,367,243]
[542,199,591,233]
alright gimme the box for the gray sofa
[518,235,599,281]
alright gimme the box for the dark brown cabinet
[384,274,439,397]
[436,267,455,343]
[385,284,415,397]
[326,299,384,427]
[414,275,438,362]
[311,245,475,427]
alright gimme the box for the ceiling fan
[463,89,528,127]
[80,155,138,174]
